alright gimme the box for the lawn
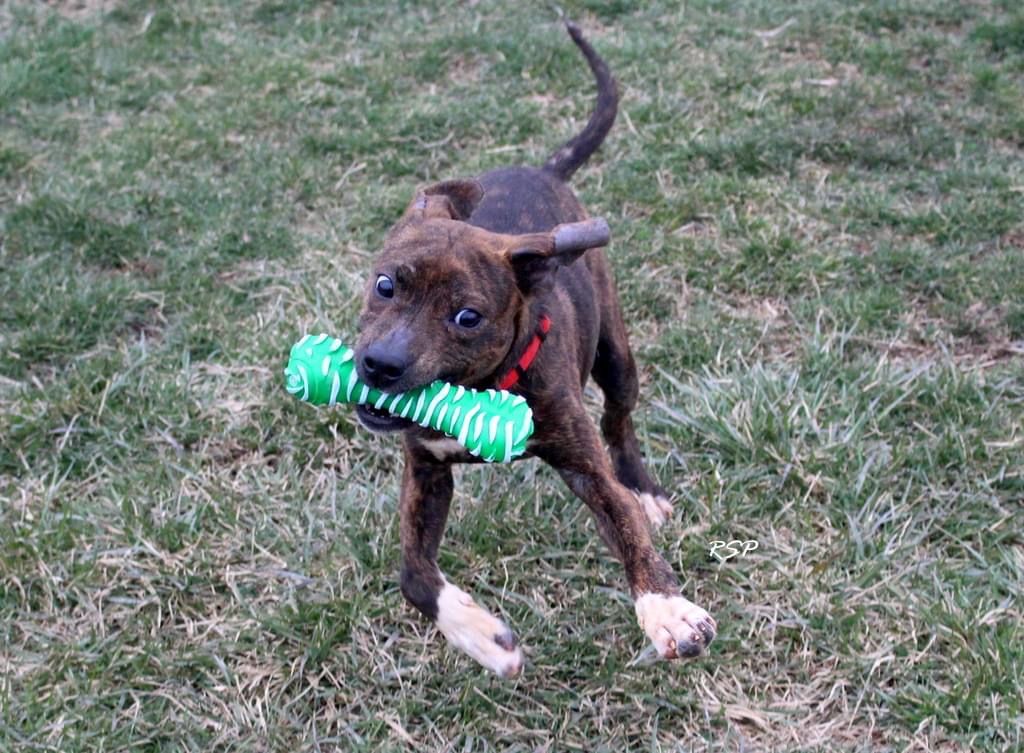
[1,1,1022,751]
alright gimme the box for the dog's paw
[436,582,523,677]
[634,593,716,660]
[635,492,673,528]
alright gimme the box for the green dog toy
[284,334,534,462]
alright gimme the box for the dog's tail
[541,22,618,182]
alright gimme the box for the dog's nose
[360,343,409,388]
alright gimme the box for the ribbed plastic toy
[284,333,534,462]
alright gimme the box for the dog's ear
[506,217,610,294]
[403,179,484,221]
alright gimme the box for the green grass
[2,0,1022,750]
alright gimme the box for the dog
[353,22,715,676]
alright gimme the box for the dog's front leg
[399,442,523,676]
[539,421,716,660]
[558,463,717,659]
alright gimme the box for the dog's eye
[453,308,482,328]
[375,274,394,299]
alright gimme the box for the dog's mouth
[352,360,458,434]
[356,403,413,433]
[354,373,462,434]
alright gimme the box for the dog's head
[354,179,608,432]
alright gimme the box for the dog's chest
[419,438,467,462]
[415,436,537,464]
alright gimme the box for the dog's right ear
[402,179,484,222]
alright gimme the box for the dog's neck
[487,301,547,391]
[498,312,550,390]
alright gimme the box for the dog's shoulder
[466,167,588,235]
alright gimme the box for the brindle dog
[353,22,715,676]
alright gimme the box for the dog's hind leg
[588,268,673,527]
[398,442,523,677]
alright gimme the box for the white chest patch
[419,438,466,461]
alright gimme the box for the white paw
[636,492,673,528]
[634,593,716,659]
[435,582,523,677]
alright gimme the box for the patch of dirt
[44,0,115,20]
[853,301,1024,368]
[447,55,485,86]
[672,219,717,238]
[728,295,789,325]
[1000,227,1024,249]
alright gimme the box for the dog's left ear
[506,217,610,294]
[404,179,485,221]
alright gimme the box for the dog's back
[465,21,618,237]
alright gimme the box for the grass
[1,0,1022,750]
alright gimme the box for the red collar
[498,314,551,390]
